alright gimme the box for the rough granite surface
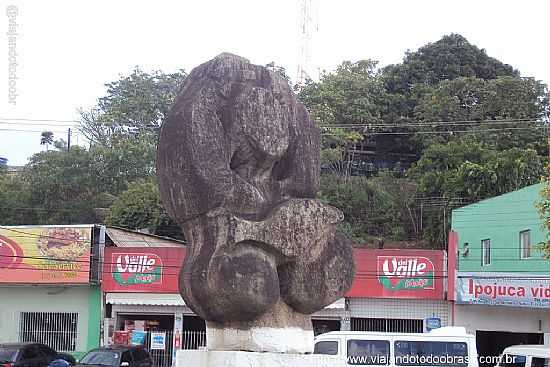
[157,53,355,352]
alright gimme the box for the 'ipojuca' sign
[346,249,445,299]
[103,247,186,293]
[456,272,550,309]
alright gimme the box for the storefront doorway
[312,319,341,336]
[476,331,544,367]
[115,314,175,367]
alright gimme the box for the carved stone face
[156,54,354,353]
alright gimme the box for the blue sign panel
[425,317,441,331]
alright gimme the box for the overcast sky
[1,0,549,166]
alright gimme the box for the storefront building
[450,183,550,362]
[101,245,347,366]
[345,248,450,333]
[0,225,104,359]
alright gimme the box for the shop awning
[106,293,185,306]
[106,293,344,309]
[325,298,345,309]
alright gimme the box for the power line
[0,117,80,123]
[2,231,547,251]
[0,118,545,130]
[320,121,542,129]
[322,127,543,137]
[0,226,186,244]
[0,121,78,127]
[0,128,70,134]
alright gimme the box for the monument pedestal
[175,350,346,367]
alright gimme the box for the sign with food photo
[0,226,93,283]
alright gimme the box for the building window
[481,239,491,266]
[351,318,423,333]
[520,230,531,259]
[19,312,78,351]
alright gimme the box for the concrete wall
[0,286,101,358]
[454,303,550,335]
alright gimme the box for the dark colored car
[0,343,72,367]
[76,346,152,367]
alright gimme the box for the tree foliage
[319,174,420,244]
[106,180,183,239]
[1,68,186,230]
[408,140,545,243]
[299,60,388,126]
[537,164,550,258]
[18,148,114,224]
[79,67,186,146]
[3,34,548,249]
[383,33,518,95]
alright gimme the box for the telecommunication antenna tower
[296,0,318,86]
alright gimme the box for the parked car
[0,342,73,367]
[314,326,479,367]
[496,345,550,367]
[76,346,152,367]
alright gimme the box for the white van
[313,327,478,367]
[495,345,550,367]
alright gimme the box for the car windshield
[79,351,121,366]
[0,348,17,363]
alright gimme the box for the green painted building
[451,183,550,355]
[0,225,104,359]
[452,183,549,272]
[0,285,101,359]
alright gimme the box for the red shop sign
[346,249,446,299]
[103,247,186,293]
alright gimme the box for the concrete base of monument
[206,326,314,353]
[175,350,347,367]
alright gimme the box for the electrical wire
[0,116,542,127]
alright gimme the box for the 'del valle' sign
[456,272,550,309]
[346,249,445,299]
[103,247,186,293]
[113,253,163,286]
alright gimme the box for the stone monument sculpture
[157,53,355,366]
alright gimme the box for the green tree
[40,131,54,151]
[383,34,518,96]
[536,164,550,258]
[299,60,387,126]
[90,135,157,194]
[0,171,36,225]
[318,174,420,244]
[79,67,186,146]
[412,76,549,153]
[21,148,114,224]
[409,140,546,244]
[298,60,387,173]
[106,180,184,240]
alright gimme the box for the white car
[496,345,550,367]
[313,327,479,367]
